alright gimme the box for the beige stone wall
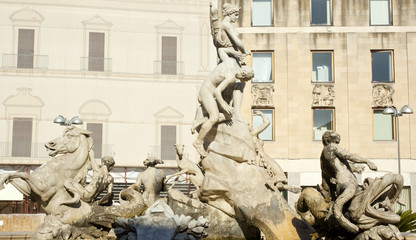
[228,0,416,209]
[0,214,45,232]
[0,0,214,168]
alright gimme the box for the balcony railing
[154,60,184,75]
[80,57,112,72]
[0,142,113,159]
[2,54,49,69]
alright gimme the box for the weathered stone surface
[128,157,166,207]
[115,199,209,240]
[0,214,45,232]
[168,189,259,240]
[0,127,146,239]
[199,119,314,240]
[296,130,404,240]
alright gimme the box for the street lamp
[53,115,83,126]
[383,105,413,174]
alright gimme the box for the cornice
[0,0,210,15]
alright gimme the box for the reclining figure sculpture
[296,130,404,240]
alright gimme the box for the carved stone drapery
[251,83,274,107]
[312,84,334,107]
[372,84,394,107]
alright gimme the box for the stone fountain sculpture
[168,3,314,240]
[113,156,210,240]
[0,126,146,239]
[128,156,166,206]
[296,130,404,240]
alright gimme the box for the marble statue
[210,2,249,63]
[0,126,145,239]
[296,130,404,240]
[179,3,314,240]
[63,155,115,206]
[128,156,166,206]
[191,57,253,157]
[165,144,204,198]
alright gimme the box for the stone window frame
[154,20,184,75]
[251,108,275,141]
[310,0,333,26]
[9,8,45,70]
[312,107,335,141]
[153,106,183,160]
[371,49,394,83]
[81,15,113,72]
[369,0,393,26]
[311,50,334,83]
[251,0,274,27]
[372,108,396,141]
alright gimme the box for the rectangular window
[12,118,33,157]
[252,0,273,26]
[252,109,274,141]
[311,0,332,25]
[373,109,395,140]
[161,125,176,160]
[252,51,274,83]
[372,50,393,83]
[313,109,334,140]
[312,51,333,82]
[393,186,411,212]
[88,32,105,71]
[370,0,391,25]
[17,29,34,69]
[87,123,103,158]
[162,36,177,75]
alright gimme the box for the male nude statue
[320,130,377,233]
[62,155,115,206]
[192,57,254,157]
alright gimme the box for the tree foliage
[396,210,416,233]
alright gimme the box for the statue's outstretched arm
[251,110,270,136]
[166,170,188,182]
[97,179,113,205]
[214,72,236,114]
[334,146,377,171]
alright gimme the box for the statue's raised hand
[223,104,235,115]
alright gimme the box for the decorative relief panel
[312,84,335,107]
[251,84,274,107]
[372,84,394,107]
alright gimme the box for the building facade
[224,0,416,210]
[0,0,215,209]
[0,0,415,214]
